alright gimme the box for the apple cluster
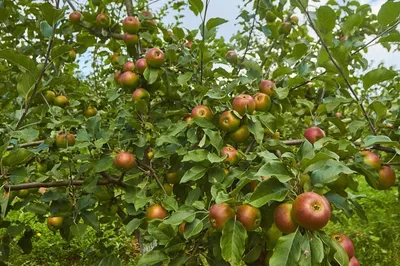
[330,233,360,266]
[360,150,396,190]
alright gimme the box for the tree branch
[200,0,211,85]
[137,161,167,195]
[297,0,376,135]
[289,71,327,92]
[7,140,45,150]
[124,0,133,17]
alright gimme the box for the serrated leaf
[182,149,208,162]
[220,218,247,264]
[361,135,399,148]
[255,161,294,182]
[39,2,64,25]
[98,255,122,266]
[164,209,195,225]
[183,218,203,239]
[203,129,223,151]
[0,49,36,75]
[178,72,192,86]
[180,165,208,183]
[316,6,336,34]
[248,178,289,208]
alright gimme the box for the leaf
[248,178,289,208]
[272,67,293,79]
[316,6,336,34]
[308,232,324,265]
[206,17,228,31]
[377,1,400,26]
[188,0,204,16]
[25,203,48,215]
[269,229,304,266]
[220,218,247,264]
[18,235,32,254]
[177,72,193,86]
[180,165,208,183]
[203,129,223,151]
[0,49,36,75]
[10,167,28,184]
[143,68,159,84]
[39,2,64,26]
[363,67,397,89]
[325,192,352,217]
[342,14,363,35]
[361,135,399,148]
[17,73,35,98]
[98,255,122,266]
[11,128,39,143]
[248,117,264,144]
[81,210,100,231]
[306,159,354,185]
[70,224,88,239]
[255,161,294,182]
[182,149,208,162]
[40,21,53,38]
[183,218,203,239]
[126,218,141,235]
[163,209,195,225]
[369,101,387,121]
[137,250,168,266]
[94,156,114,172]
[274,87,289,100]
[2,148,34,168]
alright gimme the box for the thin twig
[124,0,133,16]
[297,0,376,135]
[245,139,257,154]
[312,88,325,126]
[137,161,167,195]
[200,0,211,85]
[80,22,124,40]
[15,0,60,130]
[260,39,277,75]
[383,162,400,166]
[7,140,45,150]
[289,71,327,92]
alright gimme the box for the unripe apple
[359,151,381,169]
[232,94,256,115]
[123,33,139,47]
[274,202,298,233]
[147,150,154,160]
[209,203,235,231]
[110,52,119,67]
[225,50,238,64]
[377,165,396,190]
[163,30,173,43]
[96,13,110,27]
[47,217,64,231]
[119,71,139,89]
[54,95,69,107]
[327,174,349,191]
[218,111,241,132]
[191,105,213,121]
[265,10,277,22]
[330,233,355,258]
[349,257,360,266]
[69,11,82,23]
[183,115,192,123]
[114,152,136,171]
[135,58,148,74]
[259,80,275,96]
[236,204,261,231]
[304,126,326,144]
[123,16,141,34]
[55,133,75,148]
[145,48,165,68]
[67,50,76,62]
[43,90,56,104]
[253,93,271,112]
[166,172,181,184]
[221,146,240,165]
[290,15,299,24]
[132,88,150,102]
[17,189,30,199]
[122,61,135,72]
[266,223,282,249]
[84,106,97,117]
[279,22,292,35]
[147,204,168,220]
[229,125,251,143]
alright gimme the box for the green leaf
[2,148,34,167]
[183,218,203,239]
[143,68,159,84]
[10,167,28,184]
[361,135,399,148]
[25,203,48,215]
[177,72,193,86]
[377,1,400,26]
[182,149,208,162]
[206,17,228,31]
[248,117,264,144]
[81,210,100,231]
[275,87,289,100]
[11,128,39,143]
[126,218,141,235]
[17,73,35,98]
[255,161,294,182]
[316,6,336,34]
[306,159,354,185]
[164,209,195,225]
[369,101,387,121]
[180,165,208,183]
[290,0,308,10]
[308,232,324,265]
[220,218,247,264]
[203,129,223,151]
[39,2,64,26]
[98,255,122,266]
[272,67,293,79]
[188,0,204,16]
[137,250,168,266]
[94,156,114,172]
[0,49,36,75]
[40,21,53,38]
[342,14,363,35]
[363,67,397,89]
[248,178,289,208]
[70,224,88,239]
[269,229,304,266]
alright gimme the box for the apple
[163,30,173,43]
[184,41,192,49]
[221,146,240,165]
[259,80,275,96]
[377,165,396,190]
[141,11,157,32]
[183,115,192,123]
[114,152,136,171]
[163,183,173,196]
[226,50,238,64]
[335,112,343,119]
[266,223,282,249]
[339,35,348,42]
[327,174,349,191]
[96,13,110,27]
[304,127,326,144]
[145,48,165,68]
[55,133,75,148]
[229,125,251,143]
[123,33,139,46]
[135,58,148,74]
[265,10,277,22]
[84,107,97,117]
[17,189,30,199]
[279,22,292,35]
[236,204,261,231]
[132,88,150,102]
[274,202,298,233]
[291,192,331,231]
[114,70,122,84]
[218,111,240,132]
[209,203,235,231]
[68,50,76,62]
[360,151,381,169]
[330,233,355,258]
[232,94,256,115]
[146,204,168,220]
[250,176,269,192]
[69,11,81,23]
[36,161,48,173]
[166,172,181,184]
[122,61,135,72]
[119,71,139,89]
[47,217,63,231]
[253,93,271,112]
[349,257,360,266]
[290,15,299,24]
[43,90,56,104]
[179,222,186,234]
[123,16,141,34]
[147,149,154,160]
[191,105,213,121]
[110,52,119,67]
[54,95,69,107]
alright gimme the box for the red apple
[209,203,235,231]
[145,48,165,68]
[191,105,213,121]
[349,257,360,266]
[291,192,331,231]
[55,133,75,148]
[123,33,139,46]
[253,92,271,112]
[119,71,139,89]
[96,13,110,27]
[114,152,136,171]
[114,70,122,84]
[226,50,238,64]
[221,146,240,165]
[330,233,355,258]
[229,125,251,143]
[122,61,135,72]
[135,58,148,74]
[232,94,256,115]
[259,80,275,96]
[123,16,141,34]
[147,204,168,220]
[274,202,298,233]
[132,88,150,102]
[377,165,396,190]
[304,127,326,144]
[69,11,81,23]
[360,151,381,170]
[218,111,241,132]
[236,205,261,231]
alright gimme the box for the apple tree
[0,0,399,265]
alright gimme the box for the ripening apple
[191,105,213,121]
[47,217,64,231]
[123,16,141,34]
[279,21,292,35]
[141,11,157,32]
[229,125,251,143]
[110,52,119,67]
[54,95,69,107]
[84,106,97,118]
[327,174,349,191]
[265,10,277,22]
[165,172,181,184]
[119,71,139,89]
[55,133,75,148]
[184,41,192,49]
[114,70,122,84]
[43,90,56,104]
[335,112,343,119]
[209,203,235,231]
[183,115,192,123]
[290,15,299,24]
[291,192,331,231]
[122,61,135,72]
[236,204,261,231]
[330,233,355,258]
[304,126,326,144]
[123,34,139,46]
[349,257,360,266]
[359,150,381,169]
[221,146,240,165]
[218,111,241,132]
[145,48,165,68]
[135,58,148,74]
[146,204,168,220]
[226,50,238,64]
[232,94,256,115]
[96,13,110,27]
[253,92,271,112]
[178,222,186,234]
[114,152,136,171]
[69,11,82,23]
[274,202,298,233]
[67,50,76,62]
[259,80,275,96]
[17,189,30,199]
[132,88,150,102]
[377,165,396,190]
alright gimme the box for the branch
[7,140,44,150]
[124,0,133,16]
[297,0,377,136]
[200,0,211,85]
[80,22,123,40]
[137,161,167,195]
[245,139,257,154]
[15,0,60,130]
[289,71,327,91]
